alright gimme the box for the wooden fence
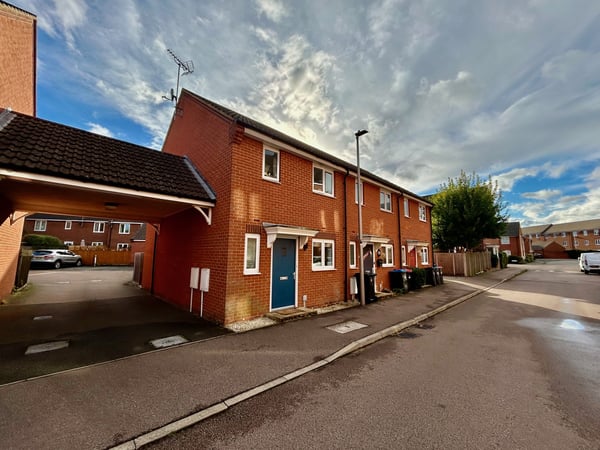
[70,247,133,266]
[434,252,492,276]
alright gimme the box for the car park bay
[0,267,228,384]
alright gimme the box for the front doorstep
[266,307,317,323]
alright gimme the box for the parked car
[31,249,83,269]
[579,252,600,274]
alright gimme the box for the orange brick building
[0,1,36,300]
[146,90,433,324]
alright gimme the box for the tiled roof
[504,222,521,237]
[182,89,432,206]
[0,109,215,202]
[523,219,600,235]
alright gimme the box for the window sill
[243,272,262,276]
[262,176,280,184]
[312,267,335,272]
[313,190,335,198]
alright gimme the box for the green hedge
[22,234,65,250]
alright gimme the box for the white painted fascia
[244,128,346,173]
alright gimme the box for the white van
[579,252,600,274]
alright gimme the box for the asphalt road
[0,267,228,384]
[149,260,600,449]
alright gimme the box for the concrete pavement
[0,267,524,450]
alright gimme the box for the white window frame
[401,245,407,266]
[584,240,589,246]
[381,244,394,267]
[380,191,392,212]
[91,241,103,247]
[562,240,568,246]
[354,181,364,205]
[561,232,566,237]
[501,236,510,245]
[574,240,579,247]
[420,247,429,265]
[583,230,588,236]
[419,204,427,222]
[63,241,74,246]
[349,241,357,269]
[312,239,335,271]
[263,148,280,182]
[93,221,105,233]
[119,223,131,234]
[64,220,72,230]
[573,231,578,237]
[594,229,599,236]
[34,220,47,232]
[595,239,600,245]
[313,165,334,196]
[404,198,410,217]
[117,243,130,250]
[244,233,261,275]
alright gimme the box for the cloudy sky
[11,0,600,226]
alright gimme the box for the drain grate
[25,341,69,355]
[327,321,368,334]
[150,335,189,349]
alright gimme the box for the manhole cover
[25,341,69,355]
[150,335,189,348]
[327,321,368,334]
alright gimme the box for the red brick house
[523,219,600,257]
[144,89,433,324]
[22,213,144,251]
[0,1,36,299]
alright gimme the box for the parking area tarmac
[0,267,229,385]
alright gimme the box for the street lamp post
[355,129,368,306]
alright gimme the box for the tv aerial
[163,48,194,103]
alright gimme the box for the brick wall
[0,3,35,300]
[0,214,24,300]
[400,196,433,267]
[0,3,36,115]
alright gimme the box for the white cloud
[493,167,538,192]
[254,0,288,23]
[521,189,561,201]
[86,122,113,138]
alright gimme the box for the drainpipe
[150,227,158,295]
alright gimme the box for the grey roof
[0,109,215,202]
[182,89,432,206]
[504,222,521,237]
[523,219,600,235]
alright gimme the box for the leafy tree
[431,171,508,251]
[22,234,65,249]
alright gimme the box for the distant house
[22,213,144,251]
[523,219,600,258]
[482,222,530,260]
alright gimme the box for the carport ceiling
[0,109,216,223]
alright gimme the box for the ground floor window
[91,242,103,247]
[420,247,429,265]
[117,243,130,250]
[313,239,335,270]
[349,241,357,268]
[244,233,260,275]
[380,244,394,267]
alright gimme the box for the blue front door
[272,238,296,309]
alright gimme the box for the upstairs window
[34,220,47,232]
[419,204,427,222]
[573,231,578,237]
[380,191,392,212]
[65,220,72,230]
[119,223,131,234]
[93,221,105,233]
[594,229,599,236]
[313,166,334,196]
[263,148,279,181]
[404,198,410,217]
